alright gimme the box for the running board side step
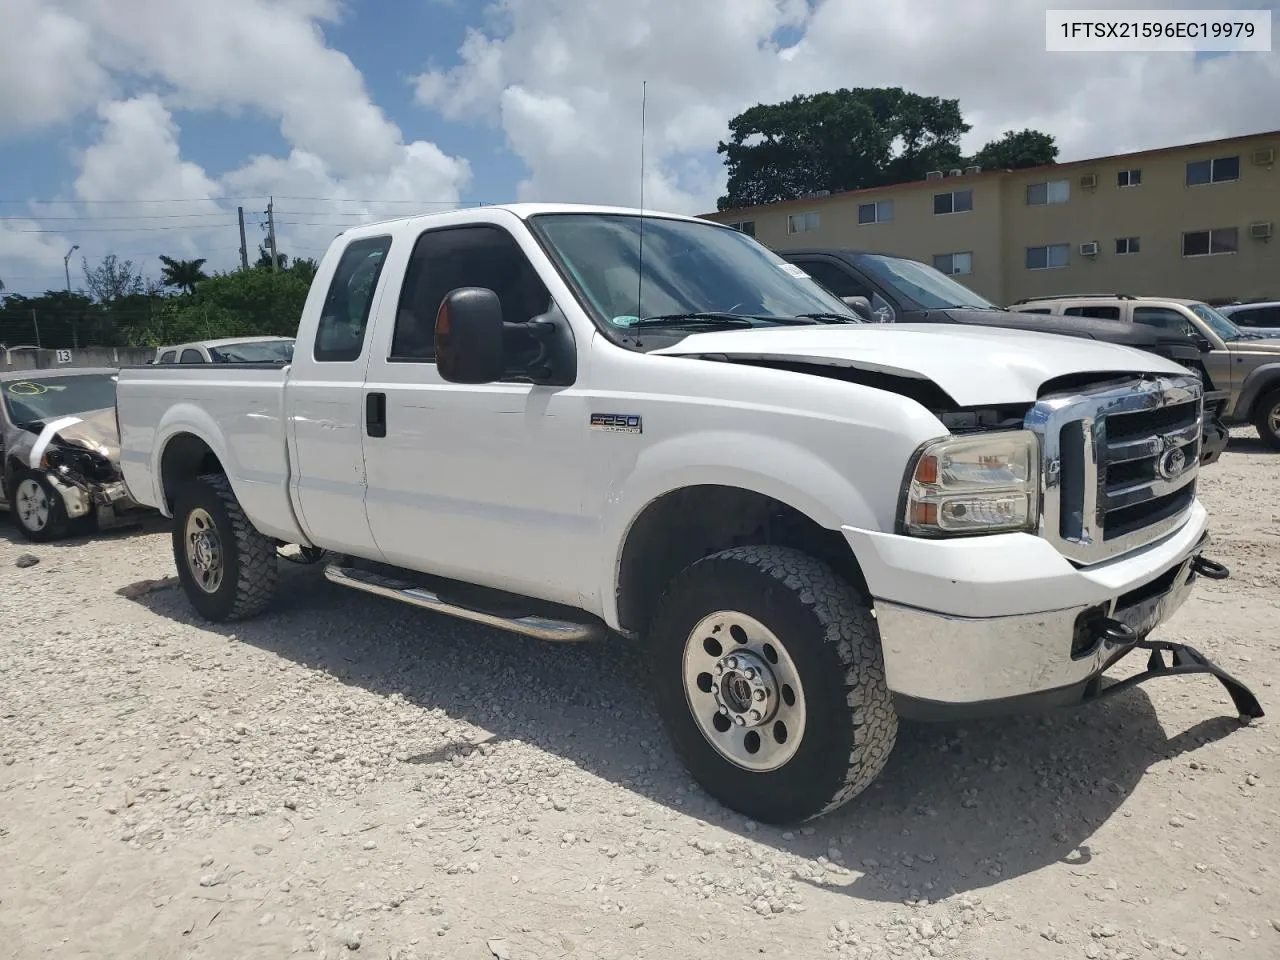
[324,564,607,642]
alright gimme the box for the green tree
[82,253,146,302]
[255,240,288,271]
[0,291,113,348]
[969,129,1058,171]
[716,87,971,210]
[158,255,210,295]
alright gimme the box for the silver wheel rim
[15,478,50,532]
[184,507,224,594]
[1268,401,1280,438]
[681,611,807,772]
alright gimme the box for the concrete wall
[2,346,154,370]
[706,131,1280,306]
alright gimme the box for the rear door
[284,234,394,557]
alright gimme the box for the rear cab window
[314,235,394,363]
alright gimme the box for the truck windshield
[528,213,858,334]
[855,255,999,311]
[3,373,118,427]
[210,340,295,363]
[1188,303,1245,342]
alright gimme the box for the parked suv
[1218,300,1280,339]
[1008,295,1280,450]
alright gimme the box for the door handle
[366,392,387,438]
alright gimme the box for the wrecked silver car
[1,367,151,541]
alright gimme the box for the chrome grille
[1025,375,1202,565]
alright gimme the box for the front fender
[596,429,898,630]
[1237,362,1280,419]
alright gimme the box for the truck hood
[650,323,1188,406]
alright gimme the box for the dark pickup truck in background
[778,248,1231,466]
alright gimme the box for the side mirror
[1193,334,1213,353]
[842,295,874,322]
[435,287,506,384]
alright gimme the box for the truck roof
[340,202,715,238]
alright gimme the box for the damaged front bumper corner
[45,470,144,528]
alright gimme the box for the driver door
[360,222,590,606]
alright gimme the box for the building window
[1026,243,1070,269]
[1182,227,1239,257]
[1117,169,1142,187]
[1026,179,1070,205]
[1186,155,1240,186]
[1115,236,1140,255]
[726,220,756,237]
[787,212,820,234]
[932,252,973,275]
[933,189,973,215]
[857,200,894,224]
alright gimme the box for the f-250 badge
[590,413,642,434]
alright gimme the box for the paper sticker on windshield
[778,262,809,279]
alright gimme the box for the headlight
[903,431,1040,537]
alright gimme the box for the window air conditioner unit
[925,170,944,180]
[1249,221,1273,240]
[964,165,981,175]
[1079,241,1099,256]
[948,168,963,177]
[1079,173,1098,188]
[1252,147,1275,166]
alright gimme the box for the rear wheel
[171,473,278,622]
[647,544,898,824]
[12,469,69,542]
[1253,388,1280,451]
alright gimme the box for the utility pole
[238,206,249,271]
[31,308,40,348]
[266,197,279,272]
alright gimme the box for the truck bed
[114,362,305,543]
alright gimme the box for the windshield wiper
[794,312,861,324]
[630,312,818,329]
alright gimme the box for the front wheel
[1253,388,1280,451]
[647,544,898,824]
[171,473,279,622]
[11,469,70,542]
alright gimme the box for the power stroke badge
[590,413,642,434]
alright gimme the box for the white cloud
[0,0,111,133]
[2,0,1278,294]
[413,0,1280,213]
[0,0,473,293]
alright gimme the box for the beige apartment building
[703,130,1280,306]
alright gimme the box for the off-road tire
[647,544,898,824]
[171,472,278,622]
[11,468,70,542]
[1252,388,1280,451]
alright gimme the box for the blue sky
[1,0,1277,297]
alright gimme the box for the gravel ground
[1,429,1277,960]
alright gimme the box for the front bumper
[842,504,1258,720]
[1200,390,1230,466]
[46,472,146,527]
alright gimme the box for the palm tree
[158,255,210,295]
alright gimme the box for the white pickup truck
[115,203,1262,824]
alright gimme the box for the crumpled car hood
[4,406,120,469]
[650,323,1190,406]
